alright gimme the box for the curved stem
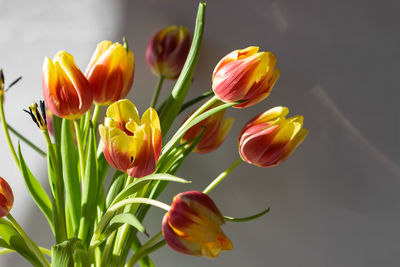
[6,214,50,267]
[161,95,219,157]
[151,75,165,108]
[126,238,166,267]
[0,247,51,257]
[74,120,85,180]
[179,90,214,114]
[203,158,242,194]
[0,94,19,168]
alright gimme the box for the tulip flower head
[146,26,191,79]
[85,40,135,105]
[239,106,308,167]
[181,102,234,154]
[212,46,280,108]
[43,51,93,120]
[99,99,162,178]
[162,191,232,258]
[0,177,13,218]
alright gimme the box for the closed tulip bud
[146,26,191,79]
[43,51,93,120]
[162,191,232,258]
[0,177,13,218]
[212,46,280,108]
[85,40,135,105]
[181,102,234,153]
[239,107,308,167]
[99,99,162,178]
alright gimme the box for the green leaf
[0,219,42,266]
[111,174,190,206]
[61,119,81,236]
[17,144,53,233]
[51,238,83,267]
[105,171,126,209]
[224,208,270,222]
[78,122,98,247]
[157,2,206,136]
[100,213,146,241]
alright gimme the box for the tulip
[162,191,232,258]
[238,106,308,167]
[43,51,93,120]
[0,177,13,218]
[99,99,162,178]
[146,26,191,79]
[85,40,135,105]
[181,102,234,153]
[212,46,280,108]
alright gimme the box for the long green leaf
[0,219,42,266]
[18,144,53,233]
[51,238,83,267]
[179,90,214,114]
[157,2,206,136]
[78,122,98,247]
[105,171,126,209]
[224,208,270,222]
[100,213,146,241]
[61,119,81,236]
[111,174,190,206]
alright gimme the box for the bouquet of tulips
[0,2,307,266]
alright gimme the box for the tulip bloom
[43,51,93,120]
[99,99,162,178]
[181,102,234,153]
[146,26,191,79]
[162,191,232,258]
[0,177,13,218]
[212,46,280,108]
[239,106,308,167]
[85,40,135,105]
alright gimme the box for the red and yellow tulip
[0,177,13,218]
[162,191,232,258]
[42,51,93,120]
[238,106,308,167]
[212,46,280,108]
[181,102,234,154]
[85,40,135,105]
[146,26,191,79]
[99,99,162,178]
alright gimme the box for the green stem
[92,104,101,128]
[100,231,116,267]
[0,94,20,168]
[43,129,67,242]
[161,95,218,157]
[203,158,242,194]
[6,214,50,267]
[150,75,165,108]
[7,123,46,156]
[74,120,86,180]
[179,90,214,114]
[126,239,166,267]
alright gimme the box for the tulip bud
[85,40,135,105]
[43,51,93,120]
[212,46,280,108]
[0,69,4,96]
[181,102,234,154]
[99,99,162,178]
[0,177,13,218]
[162,191,232,258]
[146,26,191,79]
[238,107,308,167]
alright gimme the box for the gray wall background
[0,0,399,266]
